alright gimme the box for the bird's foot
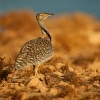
[34,73,44,81]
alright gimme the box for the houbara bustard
[14,12,54,77]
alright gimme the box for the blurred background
[1,1,100,99]
[0,0,100,63]
[1,0,100,19]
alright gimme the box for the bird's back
[15,37,54,70]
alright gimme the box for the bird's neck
[38,20,51,41]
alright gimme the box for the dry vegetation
[0,11,100,100]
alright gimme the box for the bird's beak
[49,13,54,16]
[51,13,54,15]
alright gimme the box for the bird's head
[36,12,54,21]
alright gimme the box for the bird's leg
[34,65,44,80]
[34,65,40,77]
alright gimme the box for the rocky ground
[0,11,100,100]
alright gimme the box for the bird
[14,12,54,77]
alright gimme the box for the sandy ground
[0,11,100,100]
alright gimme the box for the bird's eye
[39,15,43,19]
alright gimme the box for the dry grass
[0,11,100,100]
